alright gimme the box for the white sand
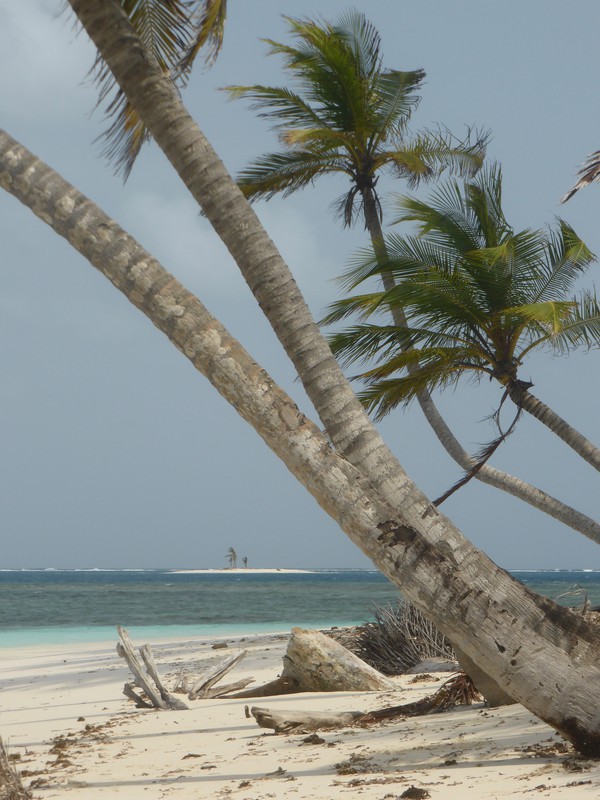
[2,632,599,798]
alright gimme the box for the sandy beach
[2,631,599,799]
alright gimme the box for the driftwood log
[250,673,482,733]
[117,626,189,710]
[187,650,251,699]
[234,627,397,697]
[250,706,364,733]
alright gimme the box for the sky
[1,0,599,570]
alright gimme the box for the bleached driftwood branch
[116,626,189,710]
[250,673,482,733]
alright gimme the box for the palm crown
[326,165,600,419]
[225,12,486,228]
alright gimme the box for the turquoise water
[1,568,599,648]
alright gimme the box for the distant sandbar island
[169,568,314,574]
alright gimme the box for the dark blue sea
[1,568,599,648]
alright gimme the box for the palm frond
[394,183,482,253]
[369,68,425,145]
[236,150,349,201]
[358,348,487,418]
[386,126,489,189]
[561,150,600,203]
[222,84,327,130]
[179,0,227,70]
[545,291,600,351]
[532,220,596,302]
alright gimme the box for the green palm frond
[228,12,487,220]
[545,291,600,352]
[370,68,425,143]
[91,0,227,179]
[532,220,596,302]
[394,183,482,253]
[386,127,488,189]
[330,165,598,408]
[179,0,227,70]
[223,84,328,130]
[358,347,488,417]
[236,150,349,201]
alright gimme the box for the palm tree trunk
[361,187,600,541]
[4,129,600,753]
[508,382,600,472]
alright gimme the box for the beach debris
[251,673,482,733]
[117,626,189,710]
[185,649,251,699]
[332,601,455,676]
[251,707,365,733]
[400,788,431,799]
[234,627,396,698]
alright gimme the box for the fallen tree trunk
[234,628,396,698]
[251,673,482,733]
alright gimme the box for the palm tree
[224,12,600,539]
[328,166,600,472]
[242,556,248,568]
[5,128,600,751]
[94,0,227,178]
[226,13,485,240]
[226,546,237,569]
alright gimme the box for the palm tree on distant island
[226,547,238,569]
[242,556,248,569]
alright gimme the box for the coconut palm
[94,0,227,178]
[328,165,600,471]
[224,12,600,537]
[225,13,485,239]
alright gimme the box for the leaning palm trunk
[507,382,600,472]
[4,131,600,753]
[361,187,600,542]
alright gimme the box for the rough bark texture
[362,188,600,544]
[4,131,600,753]
[234,628,396,697]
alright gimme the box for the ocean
[1,568,599,648]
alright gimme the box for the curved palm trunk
[361,188,600,542]
[507,383,600,472]
[4,130,600,753]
